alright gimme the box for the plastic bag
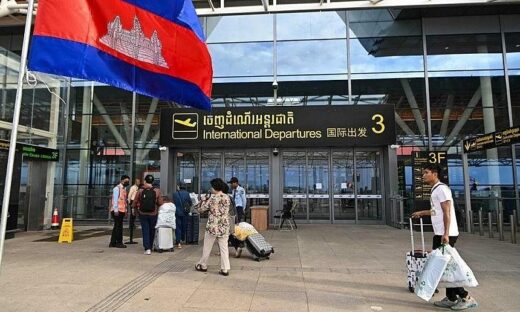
[439,245,479,288]
[234,222,258,241]
[156,203,176,229]
[415,248,451,301]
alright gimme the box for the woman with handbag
[195,178,231,276]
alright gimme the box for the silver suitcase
[246,233,274,261]
[154,227,174,252]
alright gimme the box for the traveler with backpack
[109,175,130,248]
[173,183,192,249]
[134,175,163,255]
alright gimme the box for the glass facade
[1,7,520,224]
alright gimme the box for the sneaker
[434,297,459,308]
[451,297,478,310]
[144,249,152,255]
[235,247,242,258]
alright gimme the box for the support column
[77,85,93,218]
[43,87,60,228]
[478,44,501,211]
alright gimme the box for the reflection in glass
[350,37,423,76]
[201,153,222,193]
[209,42,273,78]
[176,152,199,193]
[206,14,273,43]
[224,152,245,191]
[277,40,347,76]
[277,11,346,41]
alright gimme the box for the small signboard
[413,151,449,201]
[463,125,520,153]
[0,139,59,161]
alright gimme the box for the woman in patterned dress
[195,178,231,276]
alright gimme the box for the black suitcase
[185,214,200,245]
[245,233,274,261]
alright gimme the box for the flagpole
[0,0,36,273]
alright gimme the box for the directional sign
[463,125,520,153]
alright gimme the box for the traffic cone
[51,208,60,230]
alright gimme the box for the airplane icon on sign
[174,118,197,128]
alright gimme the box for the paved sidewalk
[0,224,519,312]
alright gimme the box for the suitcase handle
[409,218,425,256]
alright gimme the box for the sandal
[195,264,207,272]
[219,270,229,276]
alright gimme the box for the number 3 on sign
[371,114,385,134]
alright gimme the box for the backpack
[182,196,192,214]
[140,187,156,213]
[228,194,237,217]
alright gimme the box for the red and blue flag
[28,0,213,110]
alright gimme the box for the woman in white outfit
[195,178,231,276]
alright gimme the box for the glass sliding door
[332,151,355,221]
[356,151,383,221]
[307,151,330,220]
[224,152,245,186]
[176,151,200,193]
[201,152,222,193]
[282,151,307,220]
[246,151,270,206]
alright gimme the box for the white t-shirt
[430,182,459,236]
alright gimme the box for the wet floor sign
[58,218,73,243]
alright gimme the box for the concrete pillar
[43,87,60,228]
[77,85,93,218]
[478,44,501,211]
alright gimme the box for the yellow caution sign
[58,218,73,243]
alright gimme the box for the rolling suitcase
[185,213,200,245]
[245,232,274,261]
[154,227,174,253]
[406,218,428,293]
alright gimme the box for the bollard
[514,210,518,231]
[478,209,484,236]
[498,211,505,241]
[511,215,517,244]
[469,210,474,234]
[488,212,494,238]
[399,199,404,230]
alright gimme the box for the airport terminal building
[1,0,520,232]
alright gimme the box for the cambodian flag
[28,0,212,111]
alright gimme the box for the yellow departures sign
[58,218,74,243]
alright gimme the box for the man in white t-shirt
[412,164,478,311]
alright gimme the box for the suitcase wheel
[157,249,163,253]
[266,256,270,260]
[408,286,414,293]
[170,248,174,252]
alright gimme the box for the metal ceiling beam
[443,87,482,147]
[400,78,426,136]
[439,94,454,137]
[195,0,520,16]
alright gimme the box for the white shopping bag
[439,245,479,288]
[415,248,451,301]
[156,203,177,229]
